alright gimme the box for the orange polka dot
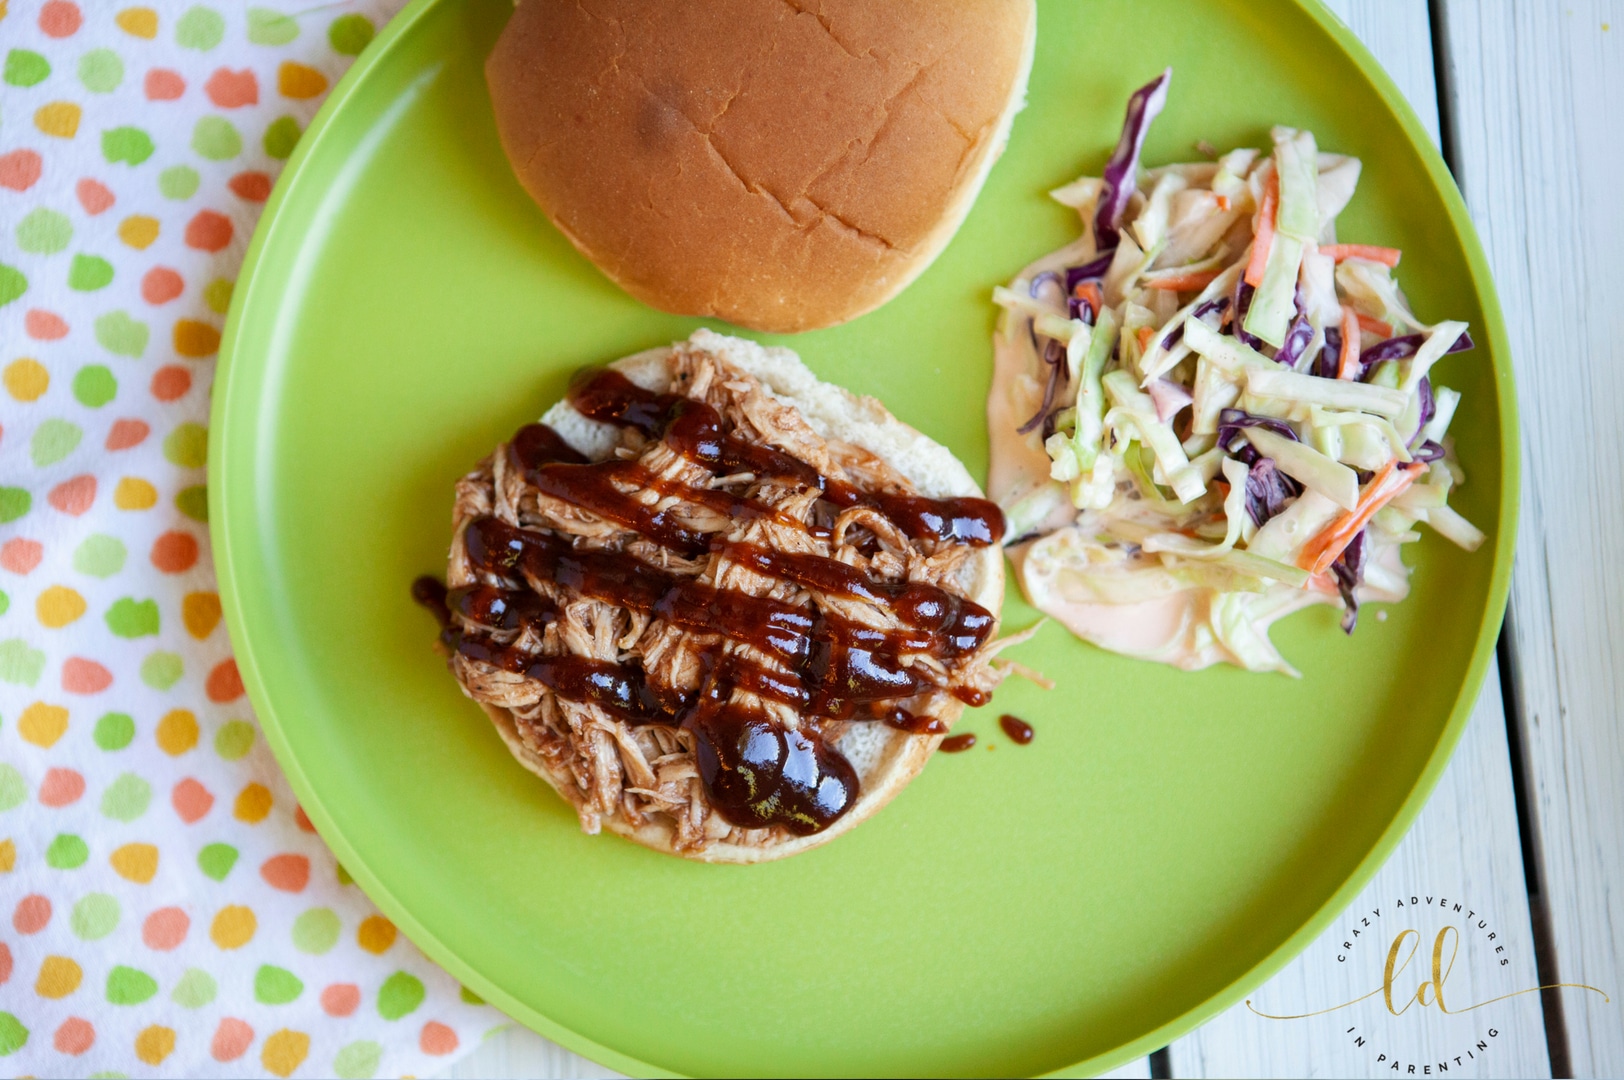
[39,1,83,38]
[62,657,113,694]
[107,418,150,450]
[14,894,52,934]
[135,1024,176,1066]
[278,62,328,99]
[36,955,82,998]
[171,778,214,824]
[151,530,199,572]
[54,1017,95,1055]
[212,1018,254,1062]
[25,309,69,340]
[0,149,43,192]
[19,702,68,747]
[320,983,359,1017]
[2,538,44,575]
[142,906,189,950]
[229,171,273,201]
[260,854,309,893]
[151,364,192,401]
[183,591,221,638]
[207,659,244,703]
[145,69,185,101]
[294,805,316,833]
[262,1029,310,1078]
[210,906,256,950]
[234,783,272,823]
[48,475,97,516]
[0,942,11,982]
[156,708,199,755]
[111,842,159,884]
[76,179,114,215]
[420,1021,459,1055]
[205,68,258,108]
[356,914,397,954]
[174,319,221,357]
[142,267,184,305]
[184,210,233,252]
[38,768,85,808]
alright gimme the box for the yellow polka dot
[262,1029,311,1078]
[0,839,15,873]
[118,214,160,250]
[183,592,222,639]
[19,702,68,748]
[3,358,48,402]
[36,955,83,999]
[34,102,81,139]
[173,319,220,358]
[110,842,158,884]
[114,477,158,510]
[116,6,158,38]
[356,914,397,955]
[234,782,272,823]
[210,904,257,949]
[36,585,87,629]
[156,708,199,755]
[278,62,328,99]
[135,1025,176,1066]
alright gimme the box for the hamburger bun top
[486,0,1036,333]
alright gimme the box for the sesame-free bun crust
[479,331,1004,862]
[486,0,1036,334]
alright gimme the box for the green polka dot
[46,833,89,869]
[247,7,299,45]
[78,49,124,93]
[171,968,217,1008]
[70,892,120,940]
[74,534,126,578]
[31,419,82,467]
[101,127,155,166]
[254,964,304,1005]
[176,485,209,523]
[460,985,485,1006]
[140,651,184,690]
[163,423,209,468]
[335,862,353,886]
[106,597,160,639]
[328,14,375,55]
[376,971,425,1020]
[159,165,200,200]
[0,639,46,687]
[16,208,71,254]
[72,365,118,408]
[94,311,149,358]
[94,712,136,750]
[106,965,158,1005]
[263,115,301,159]
[198,842,238,881]
[0,764,26,812]
[3,49,50,88]
[0,592,8,617]
[191,116,241,161]
[100,772,151,822]
[0,1012,27,1057]
[0,265,26,308]
[87,1073,127,1079]
[333,1040,381,1080]
[203,278,234,314]
[214,719,255,760]
[291,907,341,954]
[176,6,226,50]
[69,254,115,292]
[0,487,29,523]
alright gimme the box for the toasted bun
[486,0,1036,334]
[482,330,1004,862]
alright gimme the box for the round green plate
[211,0,1517,1075]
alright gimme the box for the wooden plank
[1436,1,1624,1076]
[1172,1,1551,1072]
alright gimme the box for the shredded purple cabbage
[1065,251,1117,290]
[1331,529,1368,634]
[1414,376,1436,435]
[1318,326,1342,379]
[1412,439,1446,463]
[1217,408,1299,456]
[1232,279,1265,351]
[1243,457,1302,527]
[1361,327,1475,367]
[1017,336,1067,436]
[1275,312,1315,368]
[1161,295,1229,350]
[1093,69,1172,250]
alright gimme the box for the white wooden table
[441,2,1624,1076]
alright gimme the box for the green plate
[211,0,1517,1074]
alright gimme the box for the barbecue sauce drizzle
[420,367,1004,837]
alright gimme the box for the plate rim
[207,0,1521,1074]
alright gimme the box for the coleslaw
[987,68,1484,674]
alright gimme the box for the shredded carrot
[1215,194,1231,212]
[1320,243,1402,267]
[1136,326,1156,353]
[1336,305,1362,380]
[1244,172,1279,288]
[1145,268,1223,291]
[1297,462,1420,574]
[1072,280,1103,320]
[1356,312,1393,338]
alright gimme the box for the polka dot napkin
[1,1,502,1075]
